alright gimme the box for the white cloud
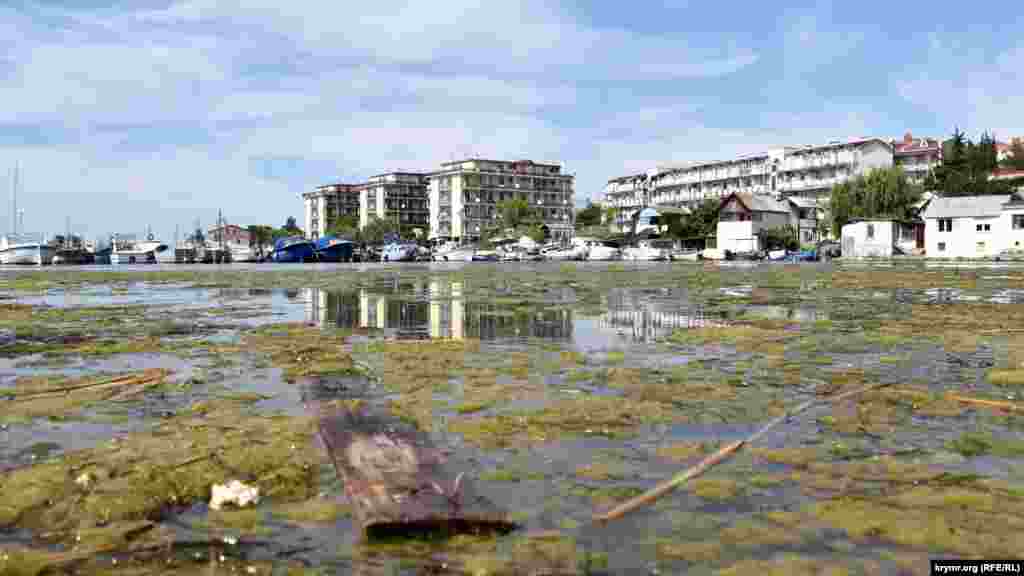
[898,41,1024,138]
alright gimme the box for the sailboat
[0,164,55,265]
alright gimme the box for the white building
[840,220,920,258]
[603,138,894,232]
[429,158,574,242]
[358,172,429,233]
[922,194,1019,258]
[716,193,793,253]
[302,183,361,240]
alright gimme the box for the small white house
[840,219,921,258]
[922,195,1013,258]
[716,193,792,253]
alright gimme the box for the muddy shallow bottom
[2,262,1024,574]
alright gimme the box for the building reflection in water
[303,281,573,341]
[599,291,729,343]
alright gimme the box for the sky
[1,0,1021,242]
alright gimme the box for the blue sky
[1,1,1020,242]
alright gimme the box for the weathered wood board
[315,401,517,539]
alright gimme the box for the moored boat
[0,234,54,265]
[272,236,315,263]
[380,242,419,262]
[109,234,168,265]
[622,240,668,261]
[315,236,355,262]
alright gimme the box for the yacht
[622,240,669,261]
[109,233,169,264]
[0,233,54,265]
[432,240,476,262]
[381,241,419,262]
[574,237,622,261]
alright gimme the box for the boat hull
[110,251,158,265]
[1,245,54,265]
[315,238,355,263]
[273,243,315,263]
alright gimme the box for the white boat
[700,248,727,261]
[622,240,668,261]
[432,241,477,262]
[109,234,168,264]
[671,250,702,262]
[0,234,54,265]
[381,242,419,262]
[574,237,622,261]
[229,243,259,263]
[541,242,587,261]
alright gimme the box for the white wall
[841,221,894,258]
[857,141,895,173]
[303,198,314,240]
[999,207,1024,253]
[716,210,790,252]
[926,215,1001,258]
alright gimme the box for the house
[716,193,792,253]
[787,197,822,245]
[841,219,921,258]
[922,194,1015,258]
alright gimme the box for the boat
[272,236,315,263]
[671,250,701,262]
[575,237,622,261]
[699,248,727,261]
[767,249,788,261]
[622,240,668,261]
[314,236,355,263]
[380,242,419,262]
[432,240,476,262]
[541,242,586,261]
[0,234,55,265]
[472,250,500,262]
[109,233,168,264]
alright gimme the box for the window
[867,224,875,239]
[976,223,991,232]
[1015,215,1024,230]
[938,218,952,232]
[938,242,946,252]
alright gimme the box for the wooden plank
[314,400,517,539]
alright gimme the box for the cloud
[898,40,1023,138]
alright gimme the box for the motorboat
[574,237,622,261]
[272,236,315,263]
[380,242,419,262]
[432,241,476,262]
[472,250,500,262]
[699,248,727,261]
[541,242,586,261]
[622,240,668,261]
[0,234,54,265]
[671,250,701,262]
[109,234,168,265]
[314,236,355,263]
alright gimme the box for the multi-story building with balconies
[428,158,575,242]
[303,183,361,240]
[358,172,429,232]
[602,138,894,234]
[892,132,942,185]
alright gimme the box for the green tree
[758,226,799,251]
[247,225,275,258]
[359,216,399,245]
[527,224,547,244]
[829,166,922,236]
[929,128,1013,196]
[575,202,603,229]
[497,198,535,230]
[325,214,359,239]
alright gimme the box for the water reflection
[304,285,573,341]
[600,291,728,343]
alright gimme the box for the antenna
[12,162,18,236]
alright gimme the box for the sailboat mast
[12,163,18,236]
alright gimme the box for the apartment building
[892,132,942,184]
[602,138,894,230]
[428,158,575,242]
[302,183,361,240]
[358,172,429,232]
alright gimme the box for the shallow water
[2,261,1024,574]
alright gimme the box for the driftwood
[594,381,893,523]
[306,381,516,539]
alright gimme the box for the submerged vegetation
[2,262,1024,573]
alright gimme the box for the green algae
[988,369,1024,386]
[0,400,318,540]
